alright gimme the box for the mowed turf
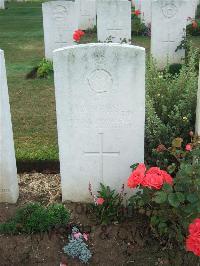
[0,2,199,161]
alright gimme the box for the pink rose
[185,144,192,151]
[96,197,105,205]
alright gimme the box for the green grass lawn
[0,2,200,162]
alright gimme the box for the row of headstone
[0,0,4,9]
[42,0,132,60]
[42,0,197,68]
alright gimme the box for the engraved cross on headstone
[162,33,175,54]
[84,133,120,182]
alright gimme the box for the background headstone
[97,0,131,43]
[151,0,190,69]
[132,0,141,10]
[42,1,79,60]
[0,0,5,9]
[140,0,152,26]
[53,43,145,202]
[196,62,200,136]
[0,49,19,203]
[78,0,96,30]
[187,0,199,22]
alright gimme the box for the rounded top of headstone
[53,43,145,57]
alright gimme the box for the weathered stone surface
[151,0,190,68]
[0,49,19,203]
[97,0,131,43]
[78,0,96,30]
[53,43,145,202]
[42,1,79,60]
[141,0,152,26]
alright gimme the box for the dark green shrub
[168,63,182,76]
[0,203,70,235]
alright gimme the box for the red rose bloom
[141,167,164,190]
[160,170,173,185]
[188,219,200,236]
[134,9,141,16]
[77,29,85,37]
[186,218,200,256]
[186,234,200,256]
[127,163,146,188]
[73,32,81,42]
[73,29,85,42]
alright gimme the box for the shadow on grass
[17,160,60,173]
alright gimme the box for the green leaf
[176,192,185,203]
[162,183,173,192]
[187,193,199,203]
[153,191,167,204]
[167,163,176,174]
[168,193,180,208]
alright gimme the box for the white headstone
[196,62,200,136]
[0,50,19,203]
[141,0,152,26]
[187,0,199,21]
[132,0,141,10]
[97,0,131,43]
[151,0,190,69]
[78,0,96,30]
[0,0,5,9]
[42,1,79,60]
[53,43,145,202]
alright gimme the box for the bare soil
[0,174,191,266]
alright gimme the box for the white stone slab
[0,0,4,9]
[132,0,141,10]
[196,62,200,136]
[0,50,19,203]
[53,43,145,202]
[141,0,152,26]
[42,1,79,60]
[97,0,131,43]
[151,0,190,69]
[186,0,199,22]
[78,0,96,30]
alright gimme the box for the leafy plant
[63,227,92,264]
[131,7,150,36]
[145,45,199,157]
[37,58,53,78]
[0,203,70,234]
[89,183,126,224]
[129,139,200,249]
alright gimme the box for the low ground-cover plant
[0,203,70,234]
[88,182,126,224]
[63,226,92,264]
[26,58,53,79]
[37,58,53,78]
[128,138,200,259]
